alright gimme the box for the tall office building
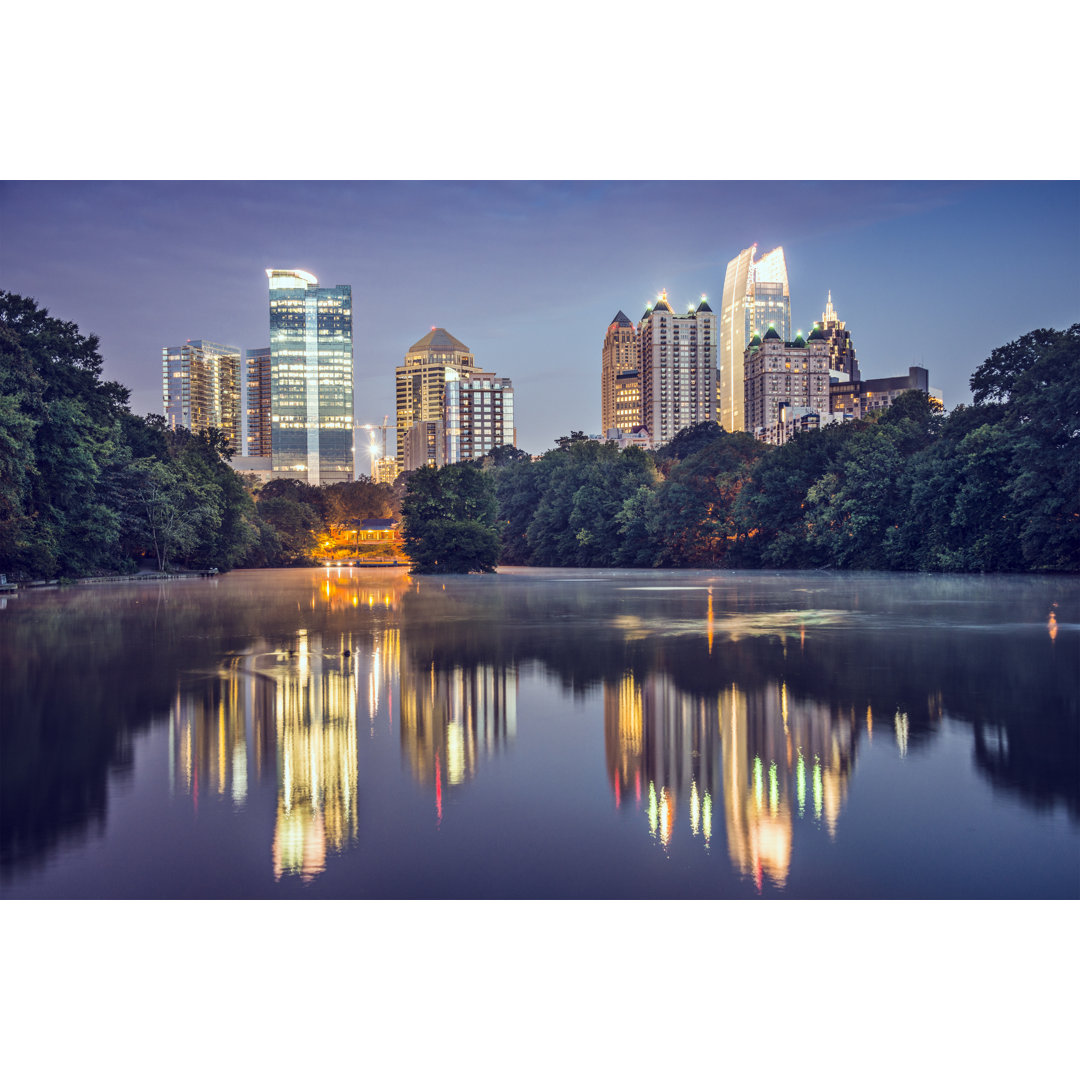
[601,311,642,436]
[162,339,242,451]
[395,328,475,472]
[267,269,353,485]
[719,245,791,432]
[445,369,515,463]
[819,292,860,381]
[639,292,716,448]
[245,347,271,457]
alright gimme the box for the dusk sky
[2,180,1077,459]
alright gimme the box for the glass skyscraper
[162,339,242,451]
[718,245,790,432]
[267,269,354,485]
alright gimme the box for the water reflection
[603,673,862,889]
[1,569,1076,897]
[399,655,517,820]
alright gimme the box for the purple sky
[2,180,1077,459]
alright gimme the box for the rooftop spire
[824,291,838,324]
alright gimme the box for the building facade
[638,292,716,448]
[744,327,830,439]
[601,311,642,436]
[719,245,791,432]
[445,369,515,463]
[830,365,940,419]
[403,420,446,472]
[162,339,242,451]
[819,293,860,381]
[267,269,354,485]
[395,328,475,472]
[245,346,271,457]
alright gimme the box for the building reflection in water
[398,651,517,821]
[270,629,359,883]
[604,672,860,891]
[170,574,411,883]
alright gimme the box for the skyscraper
[162,339,241,451]
[719,245,791,431]
[395,328,475,472]
[818,292,860,381]
[601,311,642,436]
[245,346,271,457]
[639,291,716,448]
[267,269,353,485]
[444,369,515,463]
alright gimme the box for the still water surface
[1,567,1077,899]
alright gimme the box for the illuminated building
[444,369,515,463]
[819,292,860,382]
[638,291,716,448]
[719,245,791,431]
[744,326,831,439]
[373,456,399,485]
[829,365,942,419]
[601,311,643,437]
[162,339,241,450]
[245,346,271,456]
[267,268,354,485]
[395,328,475,472]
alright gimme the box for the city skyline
[2,180,1077,457]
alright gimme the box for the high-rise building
[638,291,716,448]
[819,292,860,381]
[267,269,353,485]
[601,311,642,436]
[445,369,515,463]
[743,326,830,439]
[395,328,475,472]
[162,339,242,451]
[245,346,271,457]
[719,245,791,431]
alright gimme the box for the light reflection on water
[1,567,1077,898]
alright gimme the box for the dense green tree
[480,444,530,467]
[125,457,220,571]
[494,456,547,564]
[522,441,658,567]
[652,432,766,565]
[990,325,1079,570]
[652,420,727,474]
[254,497,321,565]
[0,292,131,577]
[733,421,852,568]
[401,463,500,573]
[803,425,907,569]
[324,478,398,526]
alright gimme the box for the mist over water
[1,567,1076,899]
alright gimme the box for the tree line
[0,292,397,579]
[402,323,1079,574]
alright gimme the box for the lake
[1,567,1076,899]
